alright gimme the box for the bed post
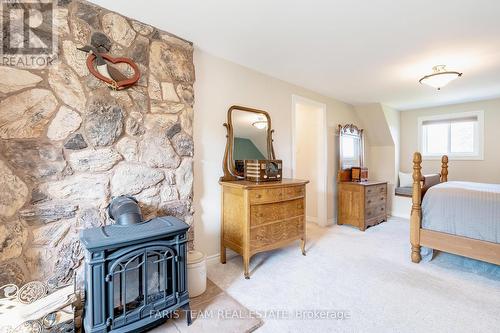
[410,152,422,263]
[440,155,448,182]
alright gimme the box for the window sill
[422,155,484,161]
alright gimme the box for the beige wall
[354,104,400,214]
[369,146,397,211]
[382,105,401,187]
[400,98,500,183]
[295,103,322,220]
[193,48,362,257]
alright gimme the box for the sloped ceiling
[354,104,394,146]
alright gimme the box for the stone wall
[0,0,194,288]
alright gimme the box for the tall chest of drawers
[219,179,309,279]
[338,181,387,231]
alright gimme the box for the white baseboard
[307,216,336,226]
[390,212,410,220]
[205,249,239,265]
[389,208,411,219]
[205,253,220,265]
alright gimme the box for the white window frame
[418,110,484,160]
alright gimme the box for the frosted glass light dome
[419,65,462,90]
[252,115,268,130]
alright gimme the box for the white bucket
[187,250,206,297]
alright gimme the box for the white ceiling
[90,0,500,110]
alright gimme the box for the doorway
[291,95,328,226]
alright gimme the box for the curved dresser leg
[300,238,306,256]
[243,255,250,279]
[220,245,226,264]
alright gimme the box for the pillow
[399,171,413,187]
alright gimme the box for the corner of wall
[354,103,401,213]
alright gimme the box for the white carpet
[207,218,500,333]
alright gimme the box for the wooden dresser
[338,181,387,231]
[219,179,309,279]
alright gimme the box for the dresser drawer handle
[380,207,384,211]
[255,194,262,199]
[298,204,303,209]
[380,197,384,201]
[367,189,372,193]
[367,200,371,204]
[257,213,263,217]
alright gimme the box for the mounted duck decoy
[78,45,140,90]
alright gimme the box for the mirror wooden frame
[221,105,276,181]
[337,124,365,182]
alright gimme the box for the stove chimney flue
[108,195,143,226]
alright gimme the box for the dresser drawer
[249,188,283,204]
[250,203,283,226]
[365,194,386,208]
[366,215,386,228]
[365,184,386,196]
[283,186,305,200]
[251,198,305,227]
[365,204,386,219]
[281,198,304,218]
[250,216,304,250]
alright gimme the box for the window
[418,111,484,160]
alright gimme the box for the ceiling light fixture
[419,65,462,90]
[252,116,268,130]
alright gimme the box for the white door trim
[291,95,328,226]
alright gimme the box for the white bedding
[422,181,500,243]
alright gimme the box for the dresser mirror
[338,124,365,181]
[221,105,276,181]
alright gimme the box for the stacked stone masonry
[0,0,195,289]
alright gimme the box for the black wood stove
[80,196,191,332]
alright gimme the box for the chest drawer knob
[367,200,372,204]
[255,194,262,199]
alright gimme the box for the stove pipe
[108,195,143,226]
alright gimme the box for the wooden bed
[410,152,500,265]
